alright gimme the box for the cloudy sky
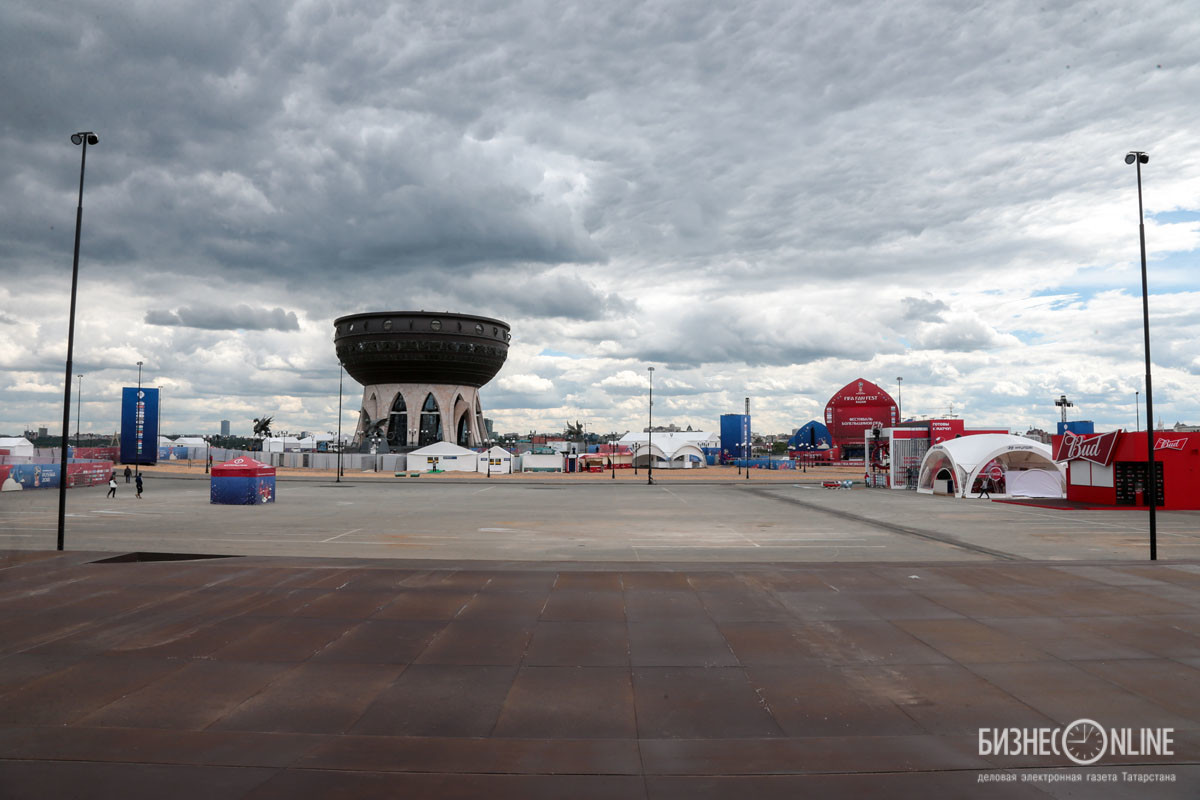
[2,0,1198,440]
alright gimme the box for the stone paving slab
[1,550,1199,798]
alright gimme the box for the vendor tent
[477,446,513,474]
[619,432,709,469]
[407,441,477,472]
[210,456,276,505]
[917,434,1063,499]
[0,438,35,458]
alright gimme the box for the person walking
[123,465,132,483]
[106,476,117,499]
[979,476,992,500]
[135,473,144,499]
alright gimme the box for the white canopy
[407,441,478,472]
[477,445,513,474]
[0,437,34,458]
[619,432,712,468]
[408,441,477,457]
[917,434,1063,498]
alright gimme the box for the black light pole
[647,366,655,485]
[1135,390,1140,431]
[135,360,143,477]
[897,377,903,421]
[745,398,750,481]
[336,362,344,482]
[75,374,83,450]
[56,131,97,552]
[610,435,616,479]
[1126,150,1157,560]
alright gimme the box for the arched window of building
[387,394,407,449]
[419,394,442,447]
[457,414,470,448]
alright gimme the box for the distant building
[220,419,231,437]
[1023,428,1052,444]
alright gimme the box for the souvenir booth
[211,456,276,505]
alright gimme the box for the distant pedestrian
[979,477,991,499]
[123,465,132,483]
[106,477,117,499]
[135,473,144,499]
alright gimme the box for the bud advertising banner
[120,387,159,466]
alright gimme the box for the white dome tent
[917,434,1064,499]
[618,432,711,469]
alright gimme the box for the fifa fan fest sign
[824,378,898,450]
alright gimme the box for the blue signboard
[120,387,159,465]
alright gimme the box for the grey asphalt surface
[1,476,1195,563]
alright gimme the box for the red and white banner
[1054,430,1121,465]
[1154,437,1186,452]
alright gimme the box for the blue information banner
[120,387,159,465]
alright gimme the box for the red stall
[1053,430,1200,509]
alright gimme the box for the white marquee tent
[0,437,34,459]
[917,434,1064,499]
[618,431,712,469]
[405,441,478,472]
[477,446,513,475]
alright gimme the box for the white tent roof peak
[408,441,477,457]
[929,434,1051,470]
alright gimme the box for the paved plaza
[1,477,1198,797]
[2,474,1198,562]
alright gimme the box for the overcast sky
[2,0,1198,440]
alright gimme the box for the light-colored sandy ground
[135,460,869,483]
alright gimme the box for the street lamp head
[1125,152,1148,165]
[70,133,98,146]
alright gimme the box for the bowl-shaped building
[334,311,510,451]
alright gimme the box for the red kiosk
[1053,430,1200,509]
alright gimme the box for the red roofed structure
[824,378,898,460]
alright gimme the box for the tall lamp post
[56,131,98,552]
[1135,390,1140,432]
[745,398,750,481]
[646,366,655,484]
[336,362,344,482]
[897,377,903,421]
[75,374,83,450]
[1126,149,1157,560]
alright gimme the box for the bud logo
[1054,431,1120,466]
[1155,438,1186,452]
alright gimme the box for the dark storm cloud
[145,305,300,331]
